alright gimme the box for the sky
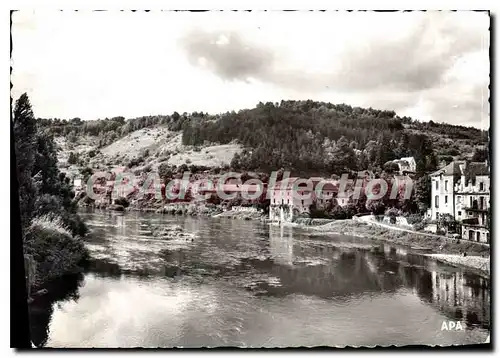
[11,10,490,129]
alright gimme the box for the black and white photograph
[10,9,491,348]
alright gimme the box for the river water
[29,210,490,348]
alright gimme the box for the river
[28,210,490,348]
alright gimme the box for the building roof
[430,161,465,177]
[274,178,338,191]
[400,156,416,163]
[465,162,489,177]
[430,160,489,178]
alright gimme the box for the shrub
[406,213,423,225]
[331,205,347,220]
[24,214,89,287]
[114,197,130,208]
[67,152,78,165]
[385,207,400,217]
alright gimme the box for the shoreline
[80,206,490,277]
[279,219,490,278]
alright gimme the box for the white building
[430,160,490,244]
[454,162,490,244]
[73,176,83,190]
[392,156,417,174]
[269,178,338,222]
[429,161,462,221]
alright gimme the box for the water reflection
[28,273,84,347]
[29,211,490,347]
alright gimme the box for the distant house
[196,182,266,205]
[268,178,339,222]
[392,156,417,174]
[73,177,83,190]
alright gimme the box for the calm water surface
[29,210,490,348]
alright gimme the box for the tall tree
[13,93,38,227]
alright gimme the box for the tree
[376,134,396,168]
[438,213,457,234]
[328,136,358,173]
[472,147,488,162]
[13,93,89,293]
[383,161,400,174]
[414,174,431,213]
[172,111,180,122]
[366,200,386,215]
[68,151,79,165]
[13,93,38,227]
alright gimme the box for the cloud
[12,11,489,128]
[179,29,274,82]
[179,12,489,126]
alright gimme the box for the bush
[406,213,423,225]
[24,214,89,287]
[67,152,78,165]
[385,207,400,217]
[80,194,95,206]
[331,205,347,220]
[114,197,130,208]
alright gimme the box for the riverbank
[87,200,268,220]
[424,254,490,277]
[281,219,490,277]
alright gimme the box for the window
[480,182,484,191]
[457,196,461,204]
[445,181,448,191]
[469,230,473,241]
[458,211,462,216]
[435,181,439,190]
[476,232,480,242]
[435,195,439,208]
[445,196,448,204]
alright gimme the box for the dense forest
[13,94,89,295]
[181,100,487,174]
[29,99,489,222]
[37,100,488,176]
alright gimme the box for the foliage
[383,162,400,174]
[472,147,488,162]
[438,213,457,233]
[366,200,386,215]
[23,214,89,287]
[405,213,424,225]
[67,151,79,164]
[114,197,130,208]
[414,174,431,212]
[13,93,37,227]
[13,93,89,290]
